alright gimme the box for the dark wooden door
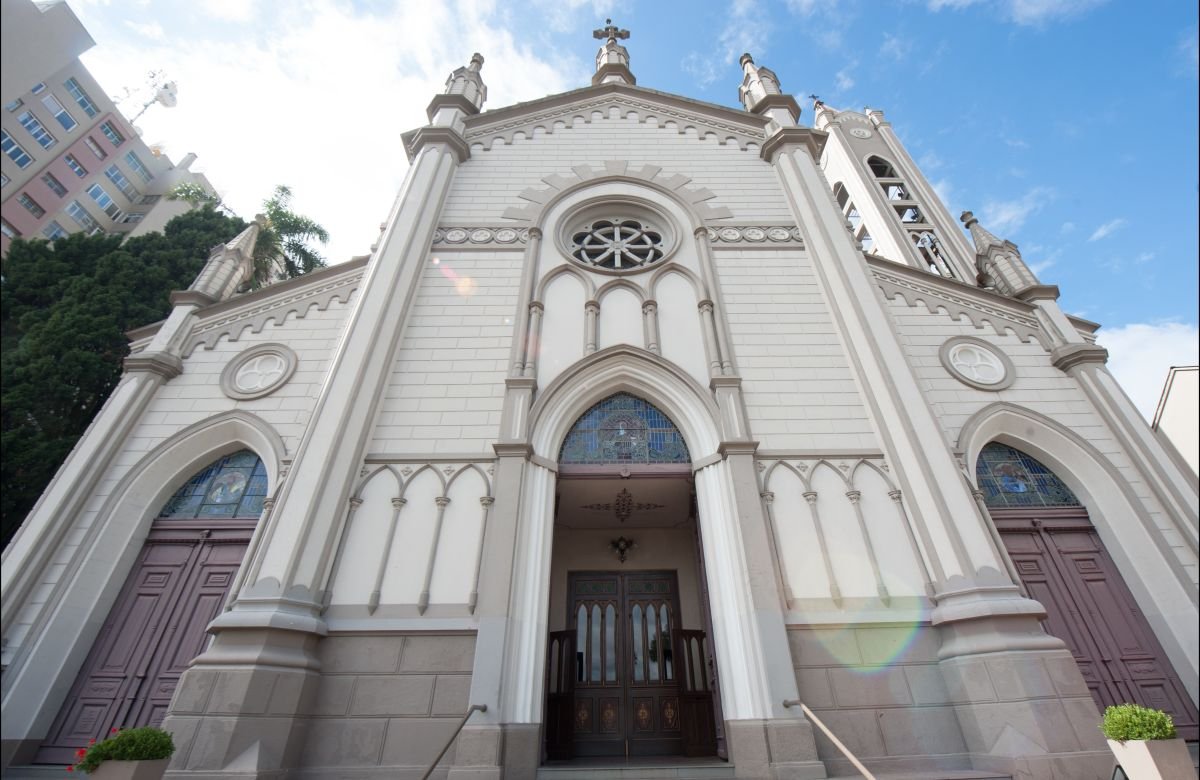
[674,629,718,756]
[545,630,576,760]
[36,519,253,764]
[996,510,1198,741]
[565,571,699,759]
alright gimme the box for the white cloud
[1088,217,1128,242]
[1100,322,1200,419]
[834,63,856,91]
[77,0,588,266]
[124,20,165,40]
[928,0,1108,25]
[531,0,622,33]
[1026,247,1062,276]
[880,33,912,61]
[930,177,956,214]
[1060,221,1076,234]
[979,186,1054,234]
[718,0,769,66]
[1179,28,1199,79]
[202,0,258,22]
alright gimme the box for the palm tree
[252,185,329,283]
[168,183,328,286]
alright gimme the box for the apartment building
[0,0,214,255]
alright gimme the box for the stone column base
[725,718,827,780]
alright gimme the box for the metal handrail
[783,699,877,780]
[420,703,487,780]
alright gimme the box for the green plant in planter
[1101,703,1177,741]
[69,727,174,773]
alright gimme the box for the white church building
[2,23,1197,780]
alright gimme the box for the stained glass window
[559,393,690,464]
[975,442,1081,509]
[158,450,268,519]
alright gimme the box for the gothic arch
[762,460,811,493]
[649,263,707,300]
[529,344,722,462]
[534,263,595,302]
[352,465,402,499]
[595,277,647,304]
[445,462,494,496]
[2,410,286,739]
[957,402,1199,695]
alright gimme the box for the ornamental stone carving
[220,343,299,401]
[432,226,530,246]
[704,225,804,246]
[939,336,1015,391]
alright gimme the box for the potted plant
[1101,703,1193,779]
[68,726,174,779]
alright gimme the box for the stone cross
[593,18,630,44]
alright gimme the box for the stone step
[537,759,735,780]
[825,773,1010,780]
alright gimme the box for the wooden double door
[546,571,717,760]
[996,509,1198,741]
[36,519,253,764]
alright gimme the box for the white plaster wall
[537,272,586,391]
[714,248,877,451]
[370,251,522,455]
[655,272,709,384]
[1,294,355,666]
[446,110,792,222]
[887,296,1199,585]
[598,287,642,352]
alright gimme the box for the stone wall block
[400,635,476,672]
[350,675,435,716]
[793,667,835,708]
[185,714,299,771]
[788,628,862,666]
[266,670,311,715]
[300,718,387,768]
[807,709,886,758]
[876,705,966,755]
[903,664,952,705]
[447,724,502,768]
[828,667,913,707]
[1060,695,1106,750]
[161,715,200,771]
[310,675,356,716]
[319,635,405,674]
[985,655,1057,701]
[939,656,998,703]
[381,718,461,767]
[856,626,940,666]
[432,674,472,715]
[206,669,276,715]
[169,668,216,714]
[1044,653,1092,698]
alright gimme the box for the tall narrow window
[84,136,107,160]
[41,172,68,197]
[64,154,88,178]
[17,111,56,149]
[30,82,46,95]
[2,131,33,168]
[66,200,100,233]
[104,165,140,201]
[0,219,18,239]
[18,193,45,218]
[86,183,124,221]
[41,95,77,131]
[98,121,125,147]
[63,78,98,117]
[42,220,68,240]
[125,151,153,182]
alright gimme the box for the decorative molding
[220,343,299,401]
[401,126,470,163]
[465,88,765,154]
[610,536,637,563]
[759,127,828,163]
[183,272,361,356]
[425,93,480,121]
[704,225,804,247]
[500,161,734,225]
[169,290,217,308]
[870,262,1048,347]
[432,226,530,247]
[582,488,665,522]
[122,352,183,380]
[1051,343,1109,372]
[938,336,1016,392]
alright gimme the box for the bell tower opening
[543,393,725,765]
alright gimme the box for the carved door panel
[545,630,576,760]
[36,522,252,765]
[673,629,717,757]
[997,512,1198,741]
[568,573,624,757]
[623,572,683,757]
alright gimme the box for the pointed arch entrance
[544,392,720,761]
[35,451,269,764]
[978,442,1198,740]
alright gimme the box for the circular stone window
[939,337,1015,391]
[569,217,666,271]
[221,343,298,400]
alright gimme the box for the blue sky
[68,0,1198,414]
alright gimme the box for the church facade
[2,25,1197,780]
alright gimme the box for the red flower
[75,749,86,757]
[111,727,120,733]
[66,767,74,772]
[88,738,96,745]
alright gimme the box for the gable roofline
[463,81,771,139]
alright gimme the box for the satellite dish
[155,81,178,108]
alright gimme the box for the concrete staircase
[536,759,735,779]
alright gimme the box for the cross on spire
[593,18,630,44]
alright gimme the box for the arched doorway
[544,393,721,761]
[35,450,268,764]
[978,442,1198,740]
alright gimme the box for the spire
[592,19,634,86]
[427,53,487,123]
[737,53,800,128]
[186,220,261,303]
[960,211,1056,301]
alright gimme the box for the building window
[559,393,690,464]
[84,136,107,159]
[63,78,98,117]
[139,193,160,205]
[42,220,68,240]
[832,182,875,255]
[66,200,100,233]
[17,111,56,149]
[975,442,1081,509]
[158,450,268,519]
[2,130,33,168]
[122,212,146,224]
[868,156,898,178]
[104,165,140,202]
[125,151,153,182]
[41,172,68,197]
[1,219,18,239]
[41,95,77,132]
[98,121,125,147]
[86,183,124,221]
[64,153,88,177]
[18,193,45,218]
[5,98,23,112]
[31,82,46,95]
[569,217,667,271]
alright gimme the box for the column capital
[759,127,827,164]
[1051,343,1108,371]
[401,126,470,163]
[123,352,183,380]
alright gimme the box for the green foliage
[252,185,329,284]
[1101,703,1177,741]
[1,206,247,548]
[71,726,174,773]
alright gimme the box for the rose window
[948,343,1004,385]
[235,353,288,393]
[570,218,665,271]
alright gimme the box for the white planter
[1107,738,1195,780]
[89,758,170,780]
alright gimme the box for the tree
[1,206,248,548]
[168,183,329,285]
